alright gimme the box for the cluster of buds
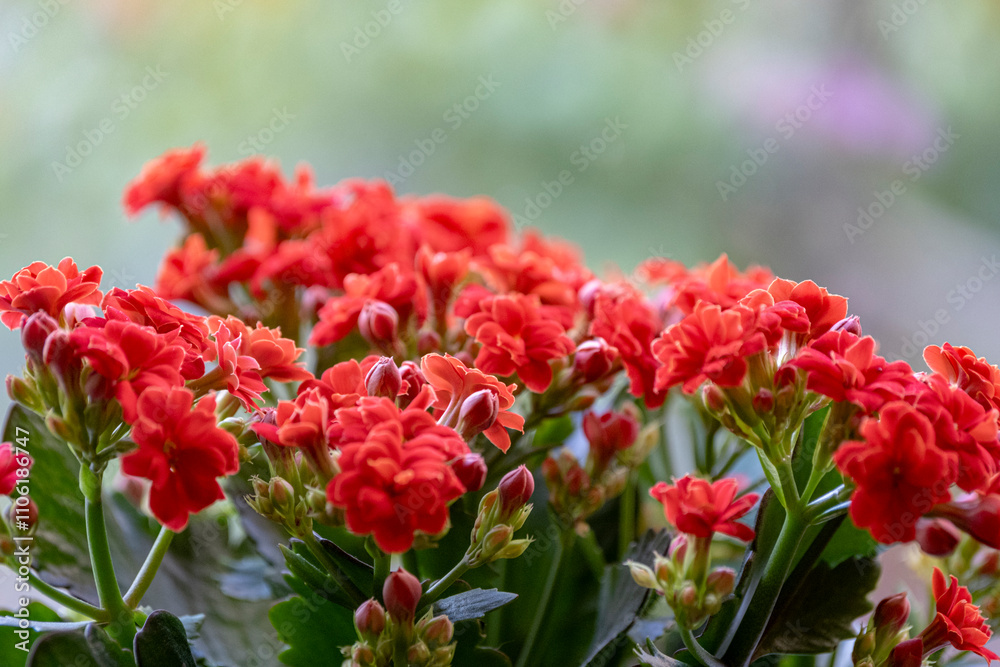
[466,466,534,567]
[851,593,911,667]
[626,535,736,628]
[245,475,325,536]
[543,407,651,528]
[345,569,455,667]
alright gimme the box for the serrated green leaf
[432,588,518,622]
[133,610,196,667]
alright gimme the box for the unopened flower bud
[679,582,698,607]
[653,555,673,584]
[457,389,499,441]
[21,312,58,364]
[351,643,376,664]
[484,524,513,551]
[419,615,454,647]
[752,388,774,414]
[702,384,726,413]
[853,631,877,663]
[42,330,78,389]
[407,641,431,663]
[358,300,398,347]
[355,599,386,640]
[706,567,736,598]
[668,534,688,562]
[494,539,531,560]
[417,330,441,356]
[627,561,659,590]
[383,568,422,625]
[6,375,37,409]
[886,638,923,667]
[831,315,862,337]
[452,453,487,493]
[915,518,961,556]
[872,592,910,638]
[583,409,640,473]
[578,279,603,314]
[269,477,294,514]
[497,466,534,518]
[573,338,617,383]
[365,357,401,399]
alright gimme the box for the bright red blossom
[834,402,955,544]
[925,343,1000,423]
[649,475,759,541]
[0,258,103,330]
[918,568,998,663]
[121,387,239,531]
[639,253,774,315]
[463,292,575,393]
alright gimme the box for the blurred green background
[1,0,999,389]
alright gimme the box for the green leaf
[818,516,878,568]
[269,575,356,666]
[133,611,196,667]
[2,405,95,601]
[581,530,671,666]
[432,588,518,622]
[0,602,61,666]
[317,535,375,598]
[451,620,513,667]
[532,414,574,447]
[27,623,134,667]
[279,543,353,608]
[753,556,879,658]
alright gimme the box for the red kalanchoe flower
[583,409,640,473]
[420,354,524,452]
[785,331,914,413]
[71,319,187,422]
[759,278,848,342]
[916,568,998,663]
[208,316,311,383]
[155,235,230,313]
[409,195,510,258]
[925,343,1000,418]
[930,475,1000,549]
[639,253,774,315]
[652,302,770,394]
[0,442,30,496]
[834,402,956,544]
[326,397,469,552]
[590,285,666,408]
[121,387,239,531]
[0,258,103,330]
[204,318,269,410]
[463,292,575,393]
[122,143,205,215]
[649,475,759,541]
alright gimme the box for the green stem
[86,491,134,645]
[372,545,391,596]
[421,558,470,608]
[123,526,174,608]
[402,550,420,580]
[618,470,637,559]
[515,528,573,667]
[776,458,801,510]
[28,572,108,621]
[721,509,809,667]
[679,623,727,667]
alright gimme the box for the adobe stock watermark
[716,83,833,201]
[512,116,628,230]
[545,0,590,30]
[7,0,72,53]
[382,75,501,186]
[238,108,296,157]
[897,254,1000,361]
[10,425,33,653]
[51,65,169,182]
[673,0,753,73]
[340,0,409,63]
[878,0,930,40]
[843,126,958,244]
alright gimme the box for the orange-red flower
[121,387,239,531]
[207,318,268,410]
[463,292,575,393]
[407,195,510,258]
[420,353,523,452]
[123,144,205,216]
[925,343,1000,420]
[785,331,914,413]
[208,316,311,383]
[0,259,103,330]
[652,302,769,394]
[649,475,759,541]
[916,568,998,663]
[583,409,640,474]
[834,402,955,544]
[638,253,774,315]
[155,235,231,313]
[326,397,469,552]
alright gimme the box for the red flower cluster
[0,258,102,329]
[649,475,758,541]
[121,387,239,531]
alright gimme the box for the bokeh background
[1,0,999,653]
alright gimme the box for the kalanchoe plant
[0,145,998,667]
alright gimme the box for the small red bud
[752,388,774,414]
[398,361,427,410]
[365,356,401,399]
[668,534,688,562]
[452,453,487,493]
[354,599,386,639]
[577,279,603,315]
[706,567,736,597]
[42,330,78,388]
[420,615,454,646]
[583,409,640,472]
[872,592,910,635]
[457,389,499,441]
[702,384,726,413]
[915,518,961,556]
[887,638,924,667]
[417,330,441,356]
[21,312,58,364]
[497,465,534,518]
[358,300,398,347]
[573,338,617,383]
[831,315,863,336]
[382,568,422,625]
